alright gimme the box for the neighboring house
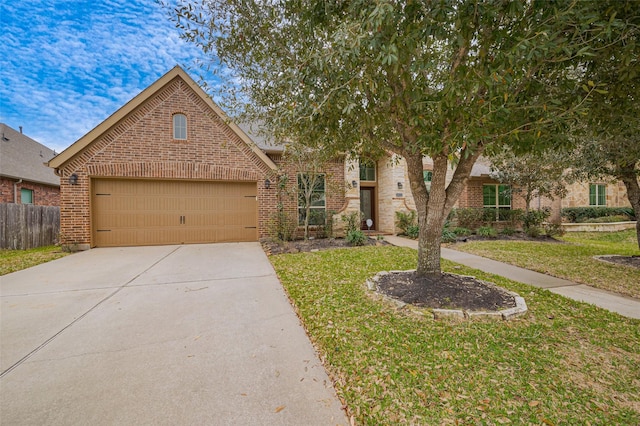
[0,123,60,206]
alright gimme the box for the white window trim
[173,113,187,140]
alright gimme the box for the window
[20,188,33,204]
[483,184,511,209]
[423,170,432,192]
[359,160,376,181]
[589,184,606,206]
[173,114,187,140]
[298,174,326,225]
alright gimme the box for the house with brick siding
[49,66,629,249]
[1,123,60,206]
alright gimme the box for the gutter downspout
[13,179,23,203]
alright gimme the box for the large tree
[169,0,630,275]
[569,1,640,249]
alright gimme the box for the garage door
[92,179,257,247]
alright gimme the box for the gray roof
[470,156,492,177]
[0,123,60,186]
[237,121,287,153]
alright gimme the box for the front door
[360,187,375,230]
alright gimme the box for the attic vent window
[173,114,187,140]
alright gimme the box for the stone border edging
[366,270,528,321]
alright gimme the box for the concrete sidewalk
[1,243,348,425]
[385,235,640,320]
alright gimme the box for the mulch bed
[262,237,389,255]
[595,255,640,269]
[376,271,517,311]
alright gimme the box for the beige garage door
[92,179,257,247]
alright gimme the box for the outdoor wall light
[69,173,79,185]
[265,179,271,189]
[352,180,358,188]
[397,182,403,189]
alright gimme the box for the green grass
[0,245,70,276]
[451,230,640,299]
[270,246,640,425]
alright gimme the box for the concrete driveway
[1,243,347,425]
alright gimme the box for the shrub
[561,207,635,223]
[266,211,298,242]
[544,223,565,237]
[395,210,417,235]
[406,224,420,239]
[441,222,457,243]
[523,208,551,232]
[341,211,362,234]
[526,226,541,238]
[477,226,498,238]
[453,227,472,236]
[498,209,524,226]
[582,215,633,223]
[453,208,485,229]
[346,229,367,246]
[501,227,516,236]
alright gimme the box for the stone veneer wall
[562,180,630,209]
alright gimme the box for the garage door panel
[92,179,257,247]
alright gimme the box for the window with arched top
[173,114,187,140]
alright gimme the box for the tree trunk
[406,154,452,276]
[304,203,310,240]
[620,173,640,251]
[405,145,486,277]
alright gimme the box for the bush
[582,215,633,223]
[341,211,362,234]
[526,226,541,238]
[441,222,457,243]
[266,211,298,242]
[501,227,517,236]
[453,208,485,229]
[453,227,472,236]
[395,210,417,235]
[544,223,565,237]
[406,224,420,239]
[498,209,524,226]
[346,229,367,246]
[561,207,635,223]
[523,208,551,232]
[477,226,498,238]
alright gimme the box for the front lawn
[0,245,69,276]
[449,230,640,299]
[271,246,640,425]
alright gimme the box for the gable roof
[0,123,60,186]
[237,121,287,154]
[48,66,277,171]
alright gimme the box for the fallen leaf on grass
[529,400,540,407]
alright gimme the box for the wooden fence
[0,204,60,250]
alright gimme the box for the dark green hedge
[561,207,635,223]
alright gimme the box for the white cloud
[0,0,219,152]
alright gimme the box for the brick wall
[270,155,346,238]
[0,177,60,206]
[56,77,278,247]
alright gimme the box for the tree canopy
[168,0,637,274]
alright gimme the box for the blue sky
[1,0,215,153]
